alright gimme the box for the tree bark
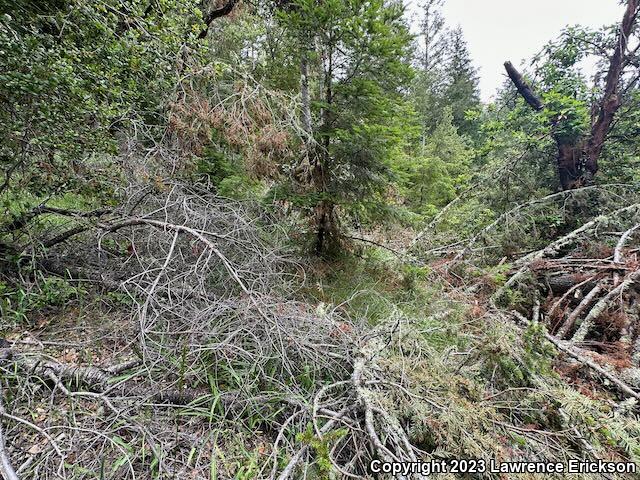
[197,0,239,39]
[504,61,544,111]
[584,0,639,182]
[300,51,312,136]
[314,40,335,255]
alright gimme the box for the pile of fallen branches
[409,183,640,262]
[0,184,438,478]
[407,183,640,407]
[485,202,640,402]
[4,183,640,479]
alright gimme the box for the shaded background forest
[2,0,640,479]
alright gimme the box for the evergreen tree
[400,107,471,216]
[411,0,449,138]
[443,26,481,137]
[278,0,415,254]
[419,0,447,74]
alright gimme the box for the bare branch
[504,61,544,111]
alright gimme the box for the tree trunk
[314,200,336,254]
[584,0,639,179]
[504,0,639,190]
[314,40,336,254]
[300,51,312,136]
[556,140,584,190]
[505,60,587,190]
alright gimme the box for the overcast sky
[409,0,625,101]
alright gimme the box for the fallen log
[0,348,276,412]
[544,274,598,295]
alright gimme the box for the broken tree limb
[36,257,124,291]
[493,203,640,302]
[343,234,408,259]
[0,349,237,408]
[613,223,640,286]
[105,359,142,375]
[555,343,640,401]
[571,268,640,343]
[39,225,90,250]
[504,61,544,111]
[556,284,603,339]
[545,274,597,295]
[9,351,112,390]
[2,205,112,234]
[547,275,599,322]
[443,186,625,264]
[509,311,640,401]
[504,0,639,189]
[197,0,239,39]
[276,405,357,480]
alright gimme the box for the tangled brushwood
[2,184,640,479]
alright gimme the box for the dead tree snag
[505,0,640,190]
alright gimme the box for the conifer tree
[419,0,447,74]
[443,26,481,137]
[278,0,415,254]
[411,0,448,137]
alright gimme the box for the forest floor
[2,187,640,479]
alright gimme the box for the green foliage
[443,26,481,138]
[400,263,431,292]
[0,275,85,326]
[398,107,472,217]
[0,0,203,227]
[410,69,446,136]
[471,263,511,288]
[477,319,555,389]
[411,17,480,140]
[522,321,555,377]
[541,90,589,143]
[275,0,417,239]
[4,1,640,476]
[197,147,261,200]
[297,424,348,477]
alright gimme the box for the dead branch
[556,284,603,339]
[571,269,640,343]
[36,257,123,290]
[105,358,142,374]
[504,61,544,111]
[1,346,285,412]
[276,405,357,480]
[613,223,640,285]
[0,385,18,480]
[197,0,239,39]
[493,203,640,302]
[422,184,635,263]
[556,342,640,401]
[509,311,640,401]
[547,274,598,321]
[343,234,407,258]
